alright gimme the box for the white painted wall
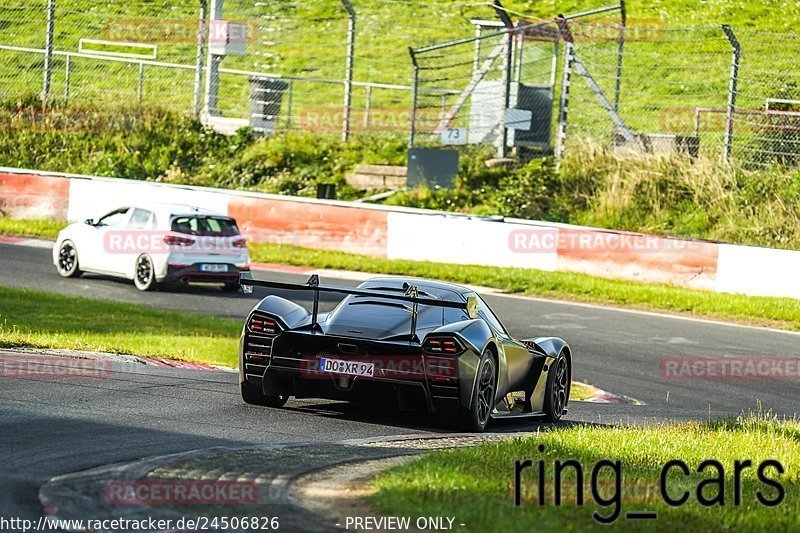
[5,165,800,301]
[716,244,800,300]
[386,212,559,271]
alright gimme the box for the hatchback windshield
[171,216,240,236]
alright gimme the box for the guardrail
[2,166,799,300]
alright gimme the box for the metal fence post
[494,0,514,157]
[614,0,626,111]
[472,24,482,73]
[193,0,208,118]
[42,0,55,101]
[64,54,71,104]
[286,80,293,128]
[138,63,144,104]
[722,24,740,163]
[203,0,223,116]
[499,31,512,158]
[364,84,372,129]
[555,41,574,169]
[340,0,356,141]
[408,47,419,149]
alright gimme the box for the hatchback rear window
[171,216,240,236]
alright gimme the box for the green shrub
[2,102,799,249]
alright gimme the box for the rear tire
[457,349,496,432]
[223,282,240,292]
[543,350,570,422]
[133,254,158,291]
[56,240,82,278]
[241,382,289,408]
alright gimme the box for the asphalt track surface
[1,242,799,524]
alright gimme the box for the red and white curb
[581,384,644,405]
[0,347,235,373]
[0,235,53,248]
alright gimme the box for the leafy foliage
[2,102,799,249]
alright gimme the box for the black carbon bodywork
[238,275,571,418]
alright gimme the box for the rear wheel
[457,349,496,432]
[133,254,158,291]
[56,240,82,278]
[223,281,240,292]
[241,381,289,408]
[543,350,570,422]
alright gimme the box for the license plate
[319,357,374,377]
[200,264,228,272]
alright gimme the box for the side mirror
[466,296,479,319]
[84,218,95,225]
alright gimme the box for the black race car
[238,272,572,432]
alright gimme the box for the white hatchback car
[53,204,251,291]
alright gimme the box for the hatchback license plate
[200,264,228,272]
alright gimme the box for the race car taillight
[422,335,465,355]
[232,238,247,248]
[249,314,281,335]
[164,235,196,246]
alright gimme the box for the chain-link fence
[409,16,561,154]
[409,5,800,169]
[728,29,800,167]
[565,22,800,168]
[2,0,800,166]
[0,0,493,139]
[407,6,634,156]
[1,0,202,111]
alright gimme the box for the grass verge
[248,243,800,332]
[371,414,800,531]
[0,217,63,239]
[0,285,240,366]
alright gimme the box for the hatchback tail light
[164,234,195,246]
[422,335,466,355]
[233,238,247,249]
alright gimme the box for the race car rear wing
[239,271,471,340]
